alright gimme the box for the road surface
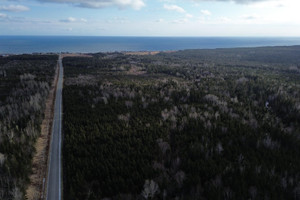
[46,54,63,200]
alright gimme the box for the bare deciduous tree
[141,180,160,199]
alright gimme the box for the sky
[0,0,300,36]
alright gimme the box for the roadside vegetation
[62,46,300,200]
[0,55,57,199]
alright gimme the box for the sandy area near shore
[61,53,93,58]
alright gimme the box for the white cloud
[164,4,186,13]
[35,0,145,10]
[248,0,300,9]
[190,0,276,4]
[186,13,193,18]
[106,17,129,24]
[0,13,7,18]
[172,18,189,24]
[60,17,76,23]
[218,16,231,22]
[60,17,87,23]
[0,5,29,12]
[201,10,211,15]
[241,14,260,20]
[156,18,164,22]
[248,1,282,8]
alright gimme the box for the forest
[0,55,57,199]
[62,46,300,199]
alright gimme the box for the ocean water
[1,36,300,54]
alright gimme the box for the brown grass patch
[26,62,59,200]
[123,51,177,56]
[61,53,93,58]
[123,51,160,56]
[126,66,147,75]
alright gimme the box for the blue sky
[0,0,300,36]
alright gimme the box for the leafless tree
[141,180,160,199]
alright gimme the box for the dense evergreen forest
[63,47,300,200]
[60,46,300,200]
[0,55,57,199]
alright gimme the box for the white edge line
[58,63,62,200]
[46,85,56,200]
[46,56,62,200]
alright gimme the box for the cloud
[0,5,29,12]
[0,13,7,18]
[247,0,286,8]
[242,14,260,20]
[60,17,87,23]
[190,0,276,4]
[201,10,211,15]
[186,13,193,18]
[164,4,186,13]
[35,0,145,10]
[218,16,231,22]
[156,18,164,22]
[172,18,189,24]
[106,17,129,24]
[60,17,76,23]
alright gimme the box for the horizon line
[1,35,300,38]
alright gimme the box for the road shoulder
[26,60,60,200]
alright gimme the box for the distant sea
[1,36,300,54]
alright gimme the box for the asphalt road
[46,54,63,200]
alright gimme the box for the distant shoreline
[3,45,300,57]
[2,36,300,54]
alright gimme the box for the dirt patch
[123,51,160,56]
[62,53,93,58]
[26,61,59,200]
[123,51,177,56]
[126,66,147,75]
